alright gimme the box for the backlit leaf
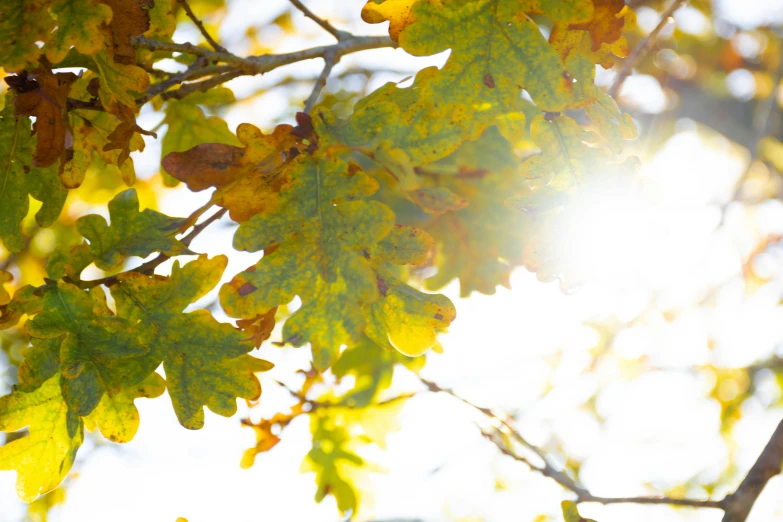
[0,100,68,252]
[76,188,192,271]
[111,255,274,429]
[0,375,84,502]
[84,372,165,442]
[24,284,149,415]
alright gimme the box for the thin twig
[304,50,339,113]
[288,0,350,41]
[426,377,726,511]
[609,0,686,98]
[274,380,415,411]
[136,57,208,105]
[131,36,249,68]
[161,69,243,100]
[67,207,228,289]
[721,419,783,522]
[177,0,227,53]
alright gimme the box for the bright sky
[2,1,783,521]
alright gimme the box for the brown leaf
[236,308,277,349]
[101,0,154,64]
[240,403,306,468]
[570,0,628,51]
[103,116,157,166]
[162,121,312,222]
[4,68,78,168]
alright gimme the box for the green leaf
[24,284,149,415]
[0,0,54,71]
[0,102,68,252]
[399,0,575,113]
[45,0,113,63]
[366,223,455,357]
[0,285,43,330]
[46,244,93,280]
[221,155,395,368]
[302,412,363,515]
[316,67,498,167]
[111,255,274,429]
[76,188,192,271]
[0,374,84,502]
[84,372,165,443]
[90,50,150,115]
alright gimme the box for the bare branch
[721,419,783,522]
[136,56,207,105]
[131,35,396,76]
[161,69,243,100]
[131,36,249,69]
[177,0,228,53]
[609,0,686,98]
[304,50,339,113]
[426,377,726,512]
[288,0,351,41]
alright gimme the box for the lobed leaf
[0,375,84,502]
[76,188,192,271]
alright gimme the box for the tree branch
[609,0,686,98]
[424,377,727,512]
[721,419,783,522]
[288,0,351,41]
[129,34,396,104]
[304,49,339,113]
[177,0,228,53]
[161,69,243,100]
[136,56,207,105]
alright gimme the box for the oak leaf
[83,372,165,442]
[23,284,150,415]
[111,255,274,429]
[46,0,113,63]
[0,100,68,252]
[0,375,84,502]
[101,0,154,64]
[220,155,395,368]
[162,120,309,222]
[5,69,78,168]
[76,188,192,271]
[367,225,455,357]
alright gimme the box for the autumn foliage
[0,0,781,521]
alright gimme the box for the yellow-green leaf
[0,101,68,252]
[76,188,192,271]
[46,0,113,63]
[84,372,165,443]
[111,255,274,429]
[23,284,149,415]
[0,375,84,502]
